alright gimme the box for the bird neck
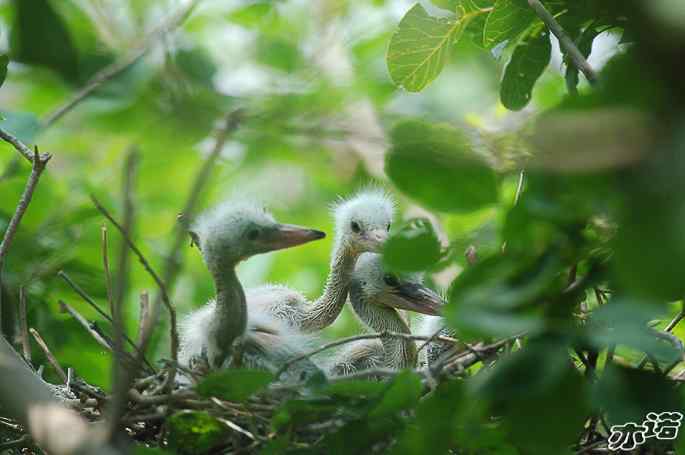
[210,266,247,367]
[301,237,359,331]
[349,289,417,370]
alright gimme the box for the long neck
[210,266,247,368]
[349,286,417,370]
[300,237,358,332]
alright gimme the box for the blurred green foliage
[2,0,685,453]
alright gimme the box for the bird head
[351,253,442,316]
[332,188,395,254]
[190,200,325,273]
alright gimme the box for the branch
[636,301,685,370]
[0,127,36,163]
[527,0,597,85]
[58,300,113,353]
[18,287,31,363]
[276,331,460,378]
[40,0,204,129]
[29,328,67,383]
[90,196,178,389]
[57,270,154,372]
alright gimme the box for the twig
[29,328,67,382]
[416,325,445,355]
[102,227,115,321]
[57,271,154,372]
[527,0,597,84]
[513,169,526,205]
[0,434,31,451]
[18,287,31,363]
[0,127,35,163]
[40,0,203,128]
[151,109,245,341]
[58,300,112,352]
[90,195,178,389]
[216,417,257,441]
[276,331,459,378]
[137,291,152,346]
[0,148,51,328]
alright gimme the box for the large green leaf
[483,0,536,48]
[369,370,423,418]
[383,218,442,272]
[500,25,551,110]
[10,0,79,81]
[195,369,273,402]
[387,3,480,92]
[386,120,498,212]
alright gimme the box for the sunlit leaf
[483,0,535,48]
[228,2,274,27]
[386,120,498,212]
[195,369,273,402]
[387,3,479,92]
[500,25,551,110]
[383,218,442,272]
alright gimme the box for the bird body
[329,253,442,375]
[246,189,395,333]
[179,200,325,380]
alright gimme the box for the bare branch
[276,331,460,378]
[527,0,597,85]
[137,291,152,346]
[18,287,31,363]
[90,196,178,389]
[29,328,67,383]
[40,0,204,128]
[58,300,113,352]
[0,127,35,163]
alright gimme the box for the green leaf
[387,3,479,92]
[227,2,273,27]
[10,0,79,82]
[483,0,536,49]
[386,120,498,212]
[500,25,551,111]
[272,398,339,430]
[0,55,8,88]
[195,369,273,402]
[383,218,442,272]
[167,411,227,454]
[0,111,41,144]
[369,370,422,418]
[445,252,564,338]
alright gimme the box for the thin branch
[137,291,152,346]
[416,325,445,355]
[276,331,460,378]
[29,328,67,383]
[0,127,35,163]
[527,0,597,84]
[0,434,31,451]
[18,287,31,363]
[102,227,115,322]
[40,0,204,129]
[57,271,154,372]
[58,300,113,352]
[90,195,178,389]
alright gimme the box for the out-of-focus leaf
[500,25,551,111]
[0,55,8,88]
[483,0,535,49]
[383,218,442,272]
[529,108,652,172]
[387,3,480,92]
[386,120,498,213]
[10,0,79,81]
[134,447,173,455]
[175,46,218,88]
[256,35,303,72]
[167,411,227,454]
[228,2,274,27]
[594,364,682,425]
[369,370,422,418]
[272,398,339,430]
[475,335,589,454]
[0,111,41,144]
[323,379,387,398]
[195,369,273,402]
[445,252,565,338]
[587,297,681,365]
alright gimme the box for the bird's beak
[365,228,388,252]
[264,223,326,251]
[384,282,443,316]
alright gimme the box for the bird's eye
[350,221,361,233]
[383,274,399,286]
[247,228,260,240]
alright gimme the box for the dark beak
[264,223,326,251]
[384,282,443,316]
